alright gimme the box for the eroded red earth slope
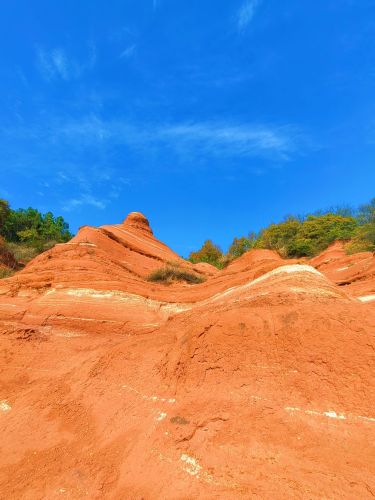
[0,213,374,498]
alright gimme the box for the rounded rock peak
[122,212,153,235]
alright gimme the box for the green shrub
[148,266,205,284]
[255,213,358,257]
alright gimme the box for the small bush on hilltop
[227,233,257,259]
[148,265,205,284]
[188,240,224,268]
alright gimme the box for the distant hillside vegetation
[189,198,375,269]
[0,199,73,270]
[1,197,374,273]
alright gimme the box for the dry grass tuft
[148,265,205,285]
[0,268,15,279]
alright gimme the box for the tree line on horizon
[0,199,72,266]
[188,197,375,269]
[1,196,374,272]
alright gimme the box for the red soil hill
[0,214,374,498]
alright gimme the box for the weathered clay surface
[0,214,374,498]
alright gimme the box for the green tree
[228,233,257,258]
[255,217,301,257]
[0,199,10,228]
[39,212,71,242]
[189,240,223,268]
[346,198,375,252]
[357,198,375,225]
[0,201,72,246]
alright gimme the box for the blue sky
[1,0,375,255]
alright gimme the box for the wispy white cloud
[1,114,305,202]
[237,0,261,33]
[158,122,295,160]
[37,48,69,80]
[62,194,106,212]
[119,44,136,59]
[59,114,110,142]
[16,115,301,162]
[36,44,96,82]
[51,49,69,79]
[0,112,306,216]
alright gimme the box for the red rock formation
[122,211,154,234]
[310,241,375,302]
[0,214,374,498]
